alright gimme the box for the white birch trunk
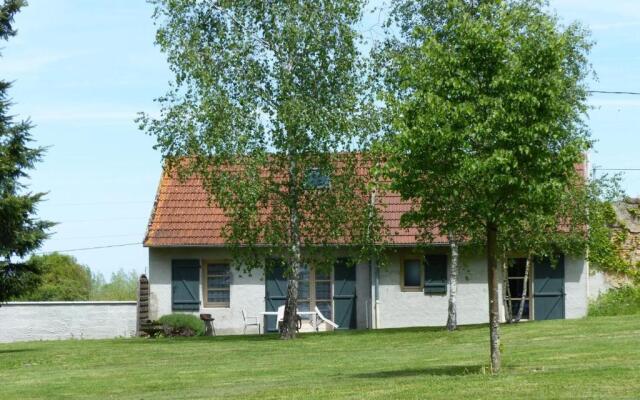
[281,160,302,339]
[446,239,459,331]
[515,254,532,323]
[502,257,513,323]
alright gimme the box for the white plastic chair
[276,305,286,330]
[314,306,339,330]
[241,309,261,335]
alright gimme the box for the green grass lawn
[1,315,639,399]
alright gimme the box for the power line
[593,168,640,171]
[37,242,142,254]
[588,90,640,96]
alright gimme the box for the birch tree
[446,237,459,331]
[140,0,379,339]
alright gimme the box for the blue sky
[0,0,638,278]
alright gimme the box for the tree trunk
[281,160,302,340]
[487,222,501,373]
[502,257,513,323]
[446,238,459,331]
[515,254,532,323]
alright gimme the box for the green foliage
[140,0,382,337]
[90,269,138,301]
[381,0,592,241]
[380,0,593,372]
[157,313,204,337]
[140,1,380,271]
[589,286,640,317]
[0,0,26,40]
[588,201,633,277]
[0,0,54,302]
[17,253,139,301]
[17,253,92,301]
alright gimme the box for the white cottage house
[144,164,590,335]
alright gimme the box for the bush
[589,285,640,317]
[157,313,205,337]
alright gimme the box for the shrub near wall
[157,314,204,337]
[589,285,640,317]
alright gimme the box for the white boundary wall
[0,301,137,343]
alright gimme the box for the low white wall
[0,301,137,343]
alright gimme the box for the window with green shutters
[424,254,448,295]
[400,255,448,294]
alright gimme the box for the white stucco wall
[0,302,136,343]
[375,252,589,329]
[149,247,373,334]
[149,247,590,335]
[564,255,589,319]
[149,247,266,335]
[376,252,490,328]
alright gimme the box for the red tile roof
[144,160,587,248]
[144,169,448,247]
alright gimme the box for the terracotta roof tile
[144,166,445,247]
[144,159,587,247]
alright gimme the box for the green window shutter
[265,259,287,332]
[334,258,357,330]
[172,259,201,311]
[424,254,447,295]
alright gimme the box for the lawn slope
[1,315,639,399]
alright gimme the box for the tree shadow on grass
[333,323,488,337]
[352,365,484,378]
[113,333,285,345]
[113,323,491,346]
[0,349,34,355]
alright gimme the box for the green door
[171,259,201,311]
[265,262,287,332]
[534,256,565,320]
[333,259,356,330]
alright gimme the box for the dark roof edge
[144,242,451,249]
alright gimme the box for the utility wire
[37,242,142,255]
[593,168,640,171]
[588,90,640,96]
